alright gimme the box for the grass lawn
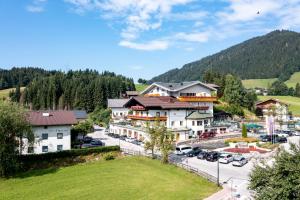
[0,157,219,200]
[242,78,277,89]
[284,72,300,88]
[135,84,149,92]
[258,95,300,116]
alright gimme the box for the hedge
[225,137,258,144]
[18,146,120,162]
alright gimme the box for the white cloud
[175,32,209,42]
[26,5,44,13]
[119,40,169,51]
[129,66,144,70]
[26,0,47,13]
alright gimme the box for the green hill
[242,71,300,89]
[150,30,300,83]
[135,84,149,92]
[0,87,25,100]
[258,96,300,116]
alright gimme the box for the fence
[120,148,218,184]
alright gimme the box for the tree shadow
[13,167,59,179]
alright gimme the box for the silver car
[232,156,248,167]
[219,153,234,164]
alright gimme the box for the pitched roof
[107,99,129,108]
[256,98,288,106]
[205,83,220,88]
[27,111,77,126]
[73,110,88,119]
[141,81,216,94]
[186,111,213,119]
[125,96,196,109]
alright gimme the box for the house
[73,110,88,122]
[107,99,130,122]
[125,91,139,98]
[109,81,228,142]
[256,98,289,122]
[24,111,77,154]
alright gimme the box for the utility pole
[217,157,220,187]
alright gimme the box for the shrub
[103,152,115,161]
[18,146,120,163]
[225,137,258,143]
[242,124,247,138]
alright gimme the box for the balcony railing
[131,106,146,111]
[177,96,217,102]
[195,106,209,110]
[127,115,167,121]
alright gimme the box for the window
[164,112,167,116]
[141,111,143,116]
[192,121,195,126]
[204,120,208,125]
[42,133,48,140]
[27,147,34,154]
[180,121,183,126]
[57,145,63,151]
[146,111,149,116]
[57,133,63,139]
[44,126,48,129]
[42,146,48,153]
[171,121,175,126]
[197,121,202,126]
[156,112,160,117]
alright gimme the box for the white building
[109,81,228,142]
[24,111,77,154]
[256,98,289,122]
[108,99,130,122]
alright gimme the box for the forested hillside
[10,70,135,112]
[150,30,300,83]
[0,67,56,90]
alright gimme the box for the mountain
[150,30,300,83]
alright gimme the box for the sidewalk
[204,185,232,200]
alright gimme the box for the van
[175,145,192,155]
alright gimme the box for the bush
[18,146,120,163]
[225,137,258,143]
[242,124,247,138]
[103,152,115,161]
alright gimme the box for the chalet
[256,98,289,122]
[108,81,228,142]
[24,111,77,154]
[108,99,130,122]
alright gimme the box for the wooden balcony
[127,115,167,121]
[177,96,217,102]
[131,106,146,111]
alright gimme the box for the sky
[1,0,300,81]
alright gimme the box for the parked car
[276,137,287,143]
[175,145,192,155]
[119,135,127,140]
[197,151,209,160]
[259,135,270,142]
[219,153,234,164]
[206,152,219,162]
[186,147,202,157]
[83,136,93,143]
[125,137,135,142]
[81,139,104,148]
[232,156,248,167]
[131,139,140,145]
[293,131,300,136]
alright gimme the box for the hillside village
[1,13,300,200]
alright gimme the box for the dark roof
[256,98,288,106]
[126,91,139,96]
[27,111,77,126]
[73,110,88,119]
[125,96,196,109]
[141,81,216,94]
[108,99,129,108]
[186,112,213,119]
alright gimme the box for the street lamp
[217,156,220,187]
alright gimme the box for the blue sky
[1,0,300,81]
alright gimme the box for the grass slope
[0,87,25,100]
[242,72,300,89]
[285,72,300,88]
[135,84,149,92]
[0,157,219,200]
[242,78,277,89]
[258,95,300,116]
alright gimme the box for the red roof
[27,111,77,126]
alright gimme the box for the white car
[125,137,135,142]
[175,145,192,155]
[232,156,248,167]
[219,153,234,164]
